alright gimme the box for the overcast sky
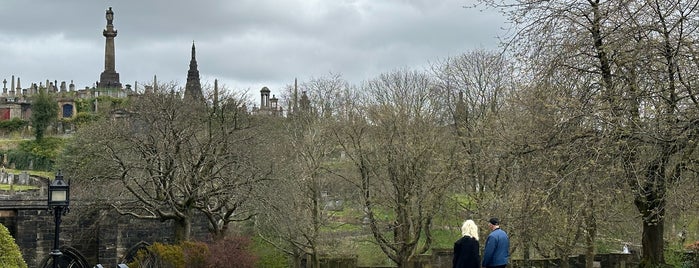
[0,0,506,96]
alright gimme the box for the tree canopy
[59,85,265,242]
[30,89,58,141]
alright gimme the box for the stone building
[253,86,283,116]
[0,7,134,123]
[0,77,78,122]
[252,79,312,117]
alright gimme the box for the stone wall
[0,197,209,267]
[323,246,699,268]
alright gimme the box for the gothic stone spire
[184,42,204,101]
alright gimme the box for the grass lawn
[0,138,28,150]
[349,226,460,266]
[0,169,50,191]
[2,169,54,179]
[0,184,38,191]
[251,236,289,268]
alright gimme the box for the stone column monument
[99,7,122,89]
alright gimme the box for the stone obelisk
[98,7,122,88]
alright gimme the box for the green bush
[129,241,208,268]
[3,137,66,171]
[64,112,102,126]
[0,223,28,268]
[18,137,65,160]
[0,118,28,133]
[75,96,128,114]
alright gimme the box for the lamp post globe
[48,171,70,268]
[48,172,69,207]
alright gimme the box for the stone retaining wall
[0,197,209,267]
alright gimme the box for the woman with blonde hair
[453,219,480,268]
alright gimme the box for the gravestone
[19,172,28,185]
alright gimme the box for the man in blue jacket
[482,217,510,268]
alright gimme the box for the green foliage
[0,118,28,134]
[30,90,58,141]
[150,242,187,268]
[251,236,288,268]
[18,137,65,159]
[426,228,461,250]
[450,194,477,211]
[0,223,28,268]
[355,239,393,267]
[433,193,478,231]
[63,112,103,126]
[129,241,208,268]
[595,240,616,254]
[664,245,694,268]
[127,249,148,267]
[74,98,93,113]
[0,184,38,191]
[2,137,65,171]
[74,96,127,114]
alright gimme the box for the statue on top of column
[106,7,114,25]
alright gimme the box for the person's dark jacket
[453,235,480,268]
[482,228,509,267]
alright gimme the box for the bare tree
[481,0,699,266]
[60,84,264,242]
[503,76,627,268]
[431,50,515,210]
[332,69,457,267]
[254,74,354,268]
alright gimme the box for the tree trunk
[639,215,665,267]
[173,217,192,243]
[585,196,596,268]
[292,253,305,268]
[560,256,570,268]
[634,163,667,267]
[585,235,596,268]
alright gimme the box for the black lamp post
[48,171,70,268]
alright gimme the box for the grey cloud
[0,0,505,91]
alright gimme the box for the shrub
[128,239,259,268]
[182,241,209,268]
[130,241,208,268]
[687,241,699,252]
[206,236,258,268]
[66,112,102,126]
[0,223,28,268]
[150,242,186,268]
[0,118,28,134]
[4,137,65,171]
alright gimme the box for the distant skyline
[0,0,506,97]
